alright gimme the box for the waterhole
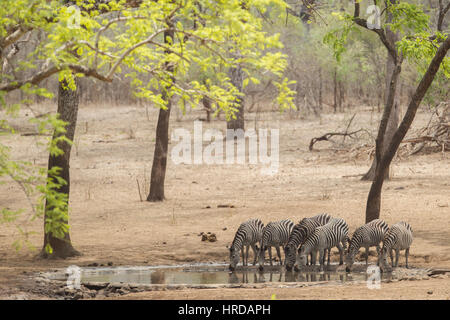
[45,263,393,286]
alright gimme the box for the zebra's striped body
[258,219,294,270]
[229,219,264,271]
[378,221,413,271]
[297,217,349,271]
[345,219,389,271]
[284,213,332,271]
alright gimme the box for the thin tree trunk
[203,96,211,122]
[318,69,323,112]
[361,16,400,181]
[227,61,245,130]
[333,68,337,113]
[40,77,81,259]
[365,36,450,222]
[147,29,174,202]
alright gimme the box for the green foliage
[0,0,297,253]
[323,0,449,84]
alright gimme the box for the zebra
[229,219,264,271]
[378,221,413,272]
[296,217,349,271]
[284,213,332,271]
[258,219,294,271]
[345,219,389,272]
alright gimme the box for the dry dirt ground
[0,103,449,300]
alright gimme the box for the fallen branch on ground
[309,129,365,151]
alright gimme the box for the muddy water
[47,263,392,285]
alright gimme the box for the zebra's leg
[389,249,394,267]
[405,248,410,269]
[251,243,258,266]
[312,250,317,266]
[365,246,370,266]
[337,243,344,265]
[268,246,273,266]
[241,247,245,266]
[275,246,282,266]
[245,245,250,266]
[325,248,330,266]
[395,249,400,267]
[375,245,381,266]
[319,250,325,272]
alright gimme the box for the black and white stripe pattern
[284,213,332,271]
[378,221,413,271]
[229,219,264,271]
[345,219,389,271]
[297,217,349,271]
[258,219,294,270]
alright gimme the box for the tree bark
[227,61,245,131]
[147,29,174,202]
[333,68,337,113]
[361,14,400,181]
[40,77,81,259]
[365,36,450,222]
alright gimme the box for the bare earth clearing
[0,103,449,299]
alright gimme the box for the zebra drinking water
[258,219,294,270]
[297,217,349,271]
[284,213,332,271]
[229,219,264,271]
[378,221,413,272]
[345,219,389,272]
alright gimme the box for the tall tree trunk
[203,95,211,122]
[40,77,81,259]
[361,16,400,181]
[318,69,323,112]
[227,61,245,131]
[365,36,450,222]
[147,29,174,202]
[333,68,338,113]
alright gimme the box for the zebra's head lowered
[378,246,391,273]
[284,223,308,271]
[229,246,240,271]
[345,237,359,272]
[284,244,297,271]
[296,245,308,267]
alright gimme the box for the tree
[361,0,401,181]
[40,77,81,258]
[324,0,450,222]
[147,29,174,202]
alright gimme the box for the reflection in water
[77,264,391,285]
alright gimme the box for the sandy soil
[0,103,449,300]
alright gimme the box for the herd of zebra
[228,213,413,273]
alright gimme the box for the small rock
[222,227,227,231]
[162,241,167,245]
[205,205,211,209]
[107,262,113,266]
[208,234,217,242]
[427,291,433,295]
[201,234,208,241]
